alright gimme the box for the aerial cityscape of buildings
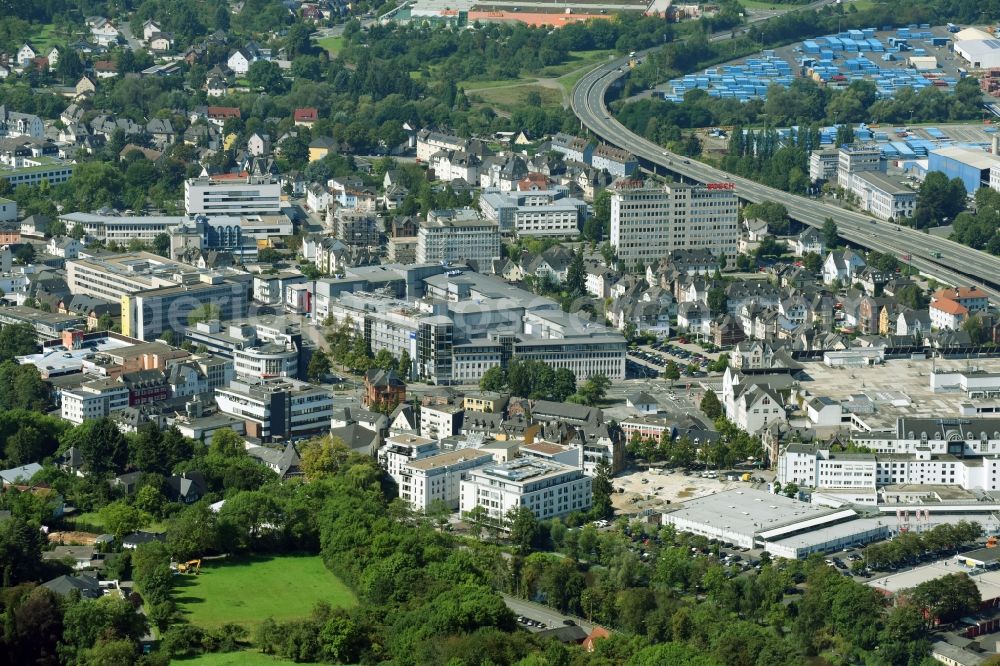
[10,4,1000,664]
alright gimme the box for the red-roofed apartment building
[293,107,318,127]
[930,297,969,331]
[932,287,989,314]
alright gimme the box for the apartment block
[399,449,494,512]
[459,458,592,523]
[61,379,130,425]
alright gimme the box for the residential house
[896,309,931,337]
[626,392,657,415]
[142,19,163,42]
[93,60,118,78]
[227,48,256,75]
[89,19,120,47]
[248,133,271,157]
[46,236,84,259]
[293,108,318,126]
[822,249,866,285]
[206,76,228,97]
[309,136,336,162]
[795,228,825,258]
[149,33,173,52]
[16,43,35,68]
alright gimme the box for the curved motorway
[571,26,1000,303]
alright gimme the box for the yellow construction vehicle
[176,559,202,574]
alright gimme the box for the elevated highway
[571,24,1000,303]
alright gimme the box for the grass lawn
[315,35,344,55]
[67,511,165,533]
[531,49,615,78]
[27,24,59,52]
[172,652,312,666]
[473,83,563,109]
[459,78,531,91]
[173,555,356,631]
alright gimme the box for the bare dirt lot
[611,467,768,514]
[47,531,100,545]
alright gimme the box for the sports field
[172,555,356,630]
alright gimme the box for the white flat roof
[664,488,842,535]
[869,560,1000,601]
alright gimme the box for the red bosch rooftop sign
[706,182,735,190]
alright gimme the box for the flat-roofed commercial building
[460,458,592,523]
[0,306,86,342]
[214,377,332,442]
[66,252,203,301]
[123,276,250,341]
[512,334,626,381]
[416,209,500,264]
[184,173,281,217]
[59,212,183,244]
[610,180,739,270]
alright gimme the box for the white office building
[844,172,916,221]
[459,458,592,524]
[214,377,332,442]
[837,144,885,189]
[610,180,739,270]
[479,187,587,236]
[184,173,282,217]
[416,209,501,265]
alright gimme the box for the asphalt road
[571,3,1000,304]
[501,593,597,634]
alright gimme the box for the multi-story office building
[399,449,495,511]
[512,334,626,380]
[60,379,130,425]
[66,253,203,301]
[416,209,500,265]
[184,317,300,379]
[479,187,587,236]
[0,306,86,342]
[844,172,916,221]
[122,276,250,341]
[836,144,885,189]
[809,148,839,183]
[459,458,592,523]
[214,377,332,442]
[184,172,282,217]
[610,180,739,270]
[59,212,183,244]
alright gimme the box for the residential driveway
[500,593,597,634]
[118,23,142,51]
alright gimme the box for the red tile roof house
[207,106,241,121]
[293,107,318,126]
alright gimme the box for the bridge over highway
[571,22,1000,304]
